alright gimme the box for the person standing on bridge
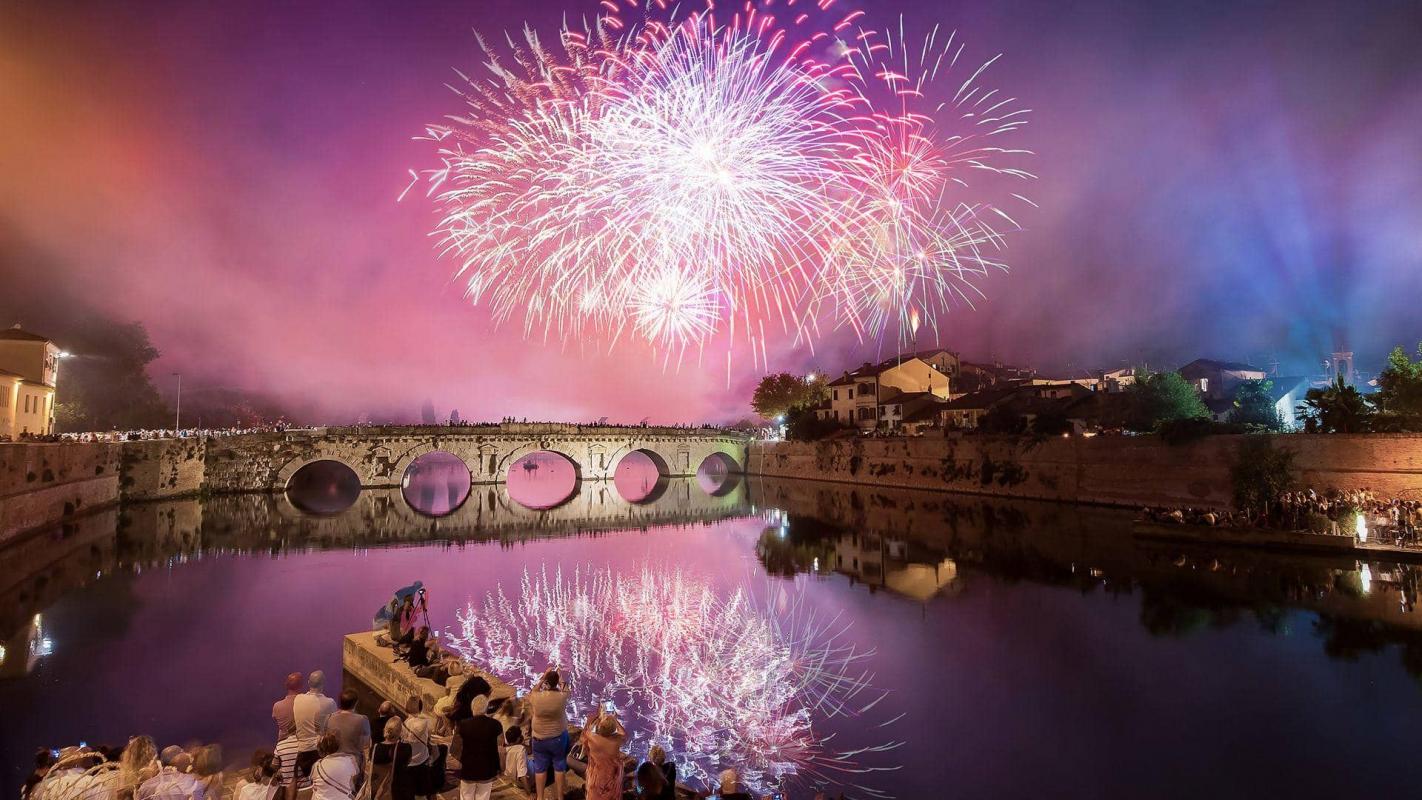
[527,668,571,800]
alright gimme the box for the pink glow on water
[401,451,472,516]
[505,451,579,508]
[613,450,666,503]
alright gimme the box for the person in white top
[233,752,283,800]
[32,751,118,800]
[501,726,529,795]
[401,696,433,768]
[136,748,207,800]
[309,734,361,800]
[292,671,338,767]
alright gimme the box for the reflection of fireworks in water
[445,565,898,796]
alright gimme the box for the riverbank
[746,433,1422,510]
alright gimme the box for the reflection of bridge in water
[11,474,1422,680]
[0,477,750,650]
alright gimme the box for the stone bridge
[202,423,751,493]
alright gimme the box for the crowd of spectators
[22,739,224,800]
[21,586,823,800]
[1143,487,1422,545]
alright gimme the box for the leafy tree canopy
[1375,342,1422,431]
[1230,436,1297,511]
[751,372,825,420]
[1124,369,1209,432]
[1229,379,1283,431]
[1298,376,1373,433]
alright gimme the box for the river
[3,462,1421,799]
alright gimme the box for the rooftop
[0,325,51,343]
[1179,358,1264,373]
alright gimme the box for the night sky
[3,0,1420,422]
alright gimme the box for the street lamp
[172,373,182,437]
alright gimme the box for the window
[24,395,30,413]
[1198,378,1209,393]
[833,389,839,401]
[857,407,875,421]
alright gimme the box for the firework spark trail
[445,564,897,796]
[419,0,1034,360]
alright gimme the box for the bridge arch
[613,449,671,504]
[389,441,473,484]
[283,459,362,514]
[506,449,581,509]
[276,455,364,490]
[401,450,474,517]
[696,452,742,497]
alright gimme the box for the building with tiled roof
[0,325,63,438]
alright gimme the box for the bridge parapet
[202,425,751,493]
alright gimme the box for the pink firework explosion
[414,0,1033,365]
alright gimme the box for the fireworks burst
[444,564,898,796]
[416,0,1034,361]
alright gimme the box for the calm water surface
[4,466,1422,799]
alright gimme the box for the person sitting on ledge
[405,628,433,671]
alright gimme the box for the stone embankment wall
[747,433,1422,510]
[0,439,207,543]
[0,441,123,542]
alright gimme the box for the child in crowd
[502,726,530,794]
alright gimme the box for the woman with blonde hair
[648,744,677,795]
[117,736,159,799]
[370,718,415,800]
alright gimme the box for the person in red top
[271,673,304,742]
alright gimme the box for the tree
[1230,436,1296,512]
[1123,370,1209,432]
[1374,342,1422,431]
[979,403,1027,435]
[751,373,824,420]
[51,320,171,431]
[1030,406,1073,437]
[785,404,842,441]
[1297,376,1373,433]
[1229,379,1283,431]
